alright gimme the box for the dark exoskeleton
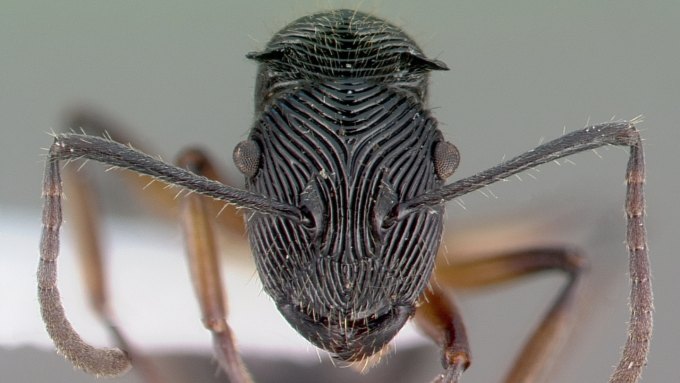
[239,10,454,361]
[38,9,652,383]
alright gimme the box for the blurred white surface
[0,208,424,359]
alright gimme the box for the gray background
[1,1,677,382]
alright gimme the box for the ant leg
[414,285,470,383]
[419,246,585,383]
[176,149,254,383]
[65,108,245,237]
[42,109,247,381]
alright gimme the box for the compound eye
[433,140,460,180]
[233,140,261,178]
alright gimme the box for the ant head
[233,8,460,362]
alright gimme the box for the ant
[38,9,651,383]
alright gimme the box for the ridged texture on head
[248,81,443,314]
[249,9,447,110]
[243,10,447,360]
